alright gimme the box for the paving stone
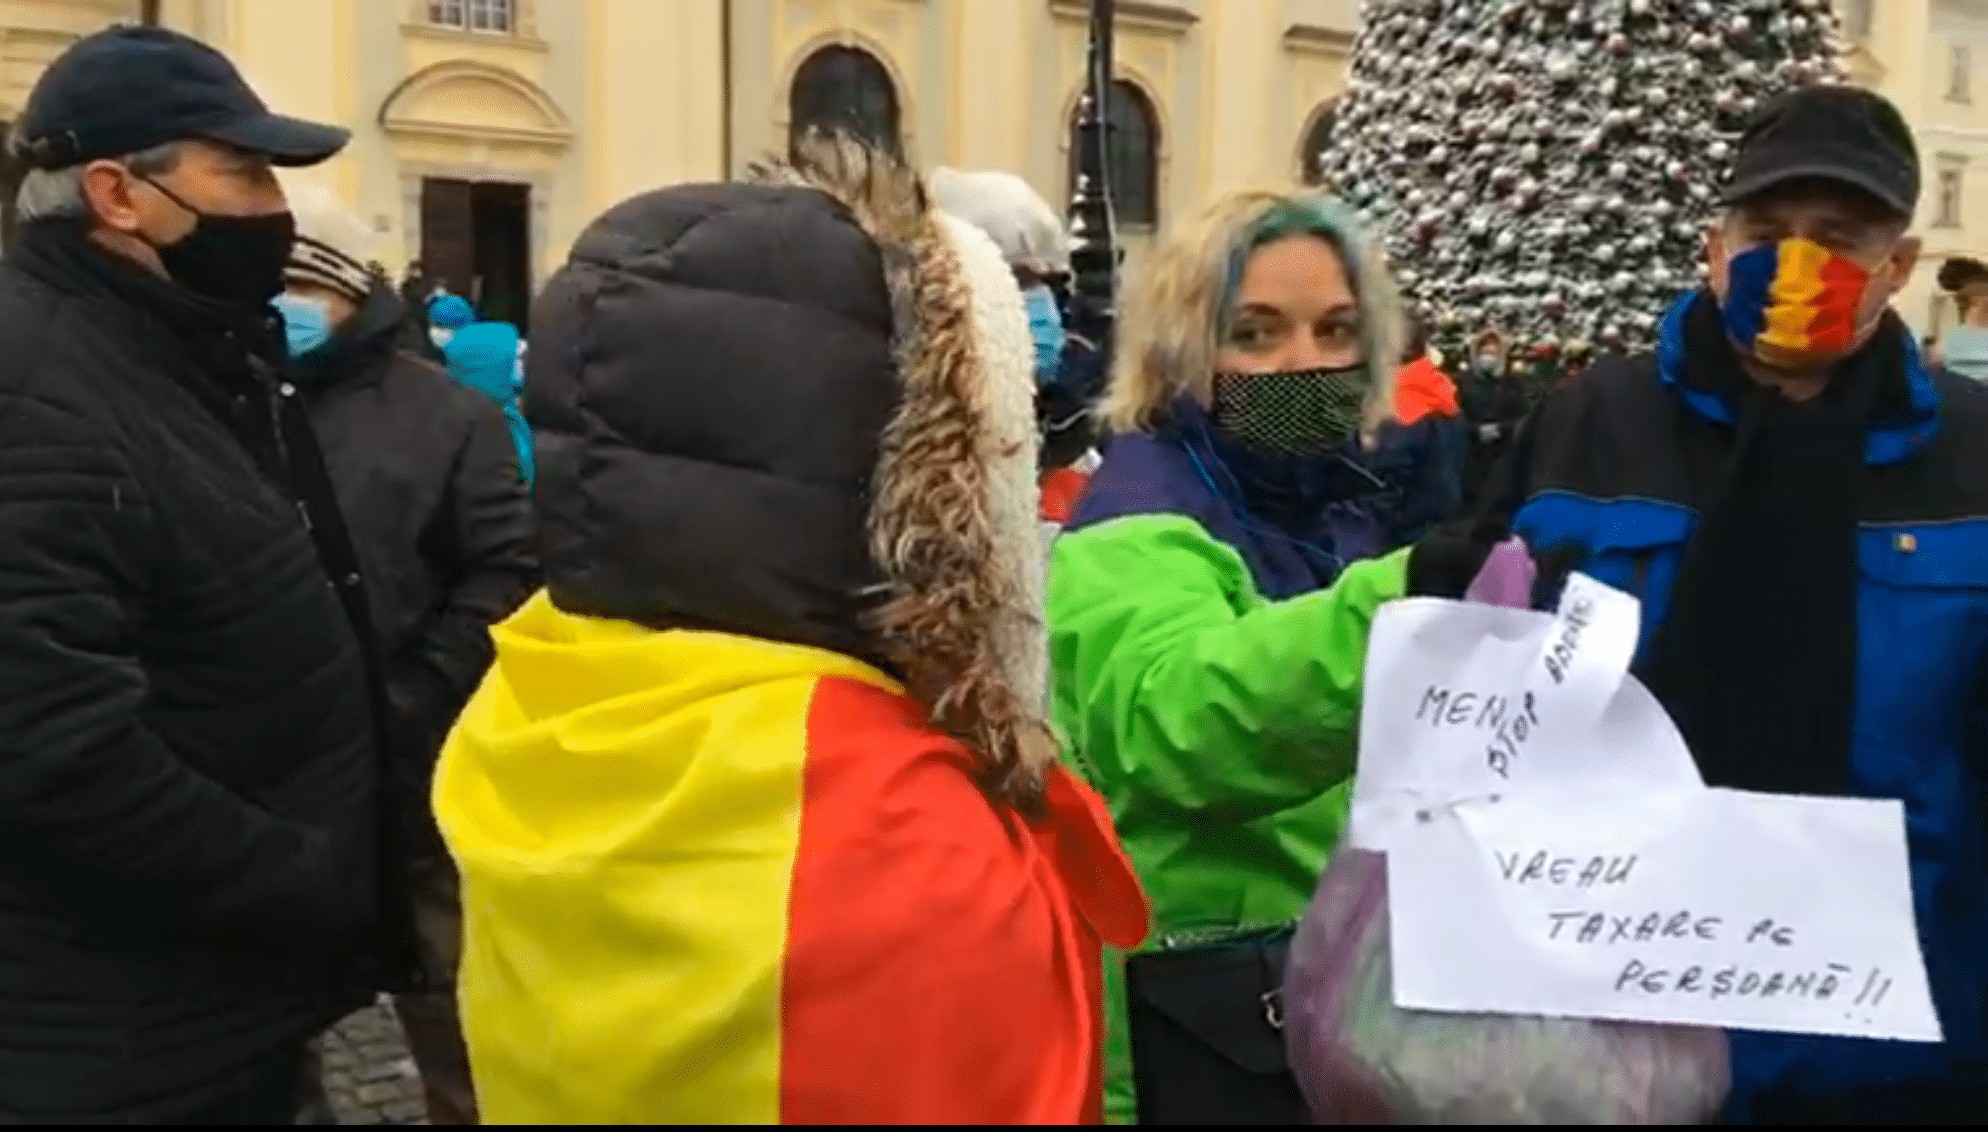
[315,999,431,1125]
[382,1099,429,1124]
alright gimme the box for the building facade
[1840,0,1988,336]
[1,0,1360,316]
[4,1,1964,335]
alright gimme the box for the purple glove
[1462,536,1536,609]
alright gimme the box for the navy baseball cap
[10,25,349,170]
[1720,85,1920,217]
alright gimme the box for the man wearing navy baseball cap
[1487,84,1988,1123]
[0,26,412,1123]
[9,23,349,304]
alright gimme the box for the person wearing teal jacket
[435,306,535,488]
[1048,189,1498,1123]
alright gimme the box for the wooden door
[420,177,477,300]
[470,181,531,330]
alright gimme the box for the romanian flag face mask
[1720,237,1881,369]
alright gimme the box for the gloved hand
[1528,540,1592,609]
[1406,515,1510,599]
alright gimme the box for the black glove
[1528,540,1591,609]
[1406,515,1509,599]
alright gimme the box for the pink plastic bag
[1281,542,1731,1123]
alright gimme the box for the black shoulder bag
[1123,925,1312,1124]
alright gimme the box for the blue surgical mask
[273,292,333,359]
[1023,284,1066,387]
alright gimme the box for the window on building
[1937,161,1966,229]
[428,0,513,34]
[788,46,902,156]
[1839,0,1874,40]
[1300,101,1339,186]
[1950,44,1972,102]
[1067,79,1160,228]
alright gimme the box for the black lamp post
[1065,0,1116,352]
[139,0,161,25]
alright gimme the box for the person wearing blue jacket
[439,313,534,487]
[1488,86,1988,1123]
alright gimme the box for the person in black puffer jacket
[0,28,409,1123]
[275,191,537,1125]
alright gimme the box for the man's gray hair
[11,141,186,222]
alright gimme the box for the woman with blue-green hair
[1049,188,1501,1123]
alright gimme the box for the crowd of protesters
[4,23,1987,1128]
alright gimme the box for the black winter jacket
[0,222,387,1120]
[294,285,537,853]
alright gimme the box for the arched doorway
[1068,79,1160,228]
[1299,101,1339,186]
[379,61,572,332]
[788,45,902,156]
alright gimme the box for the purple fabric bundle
[1282,850,1730,1123]
[1281,543,1731,1123]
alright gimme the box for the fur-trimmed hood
[525,134,1051,807]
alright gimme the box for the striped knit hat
[285,183,379,304]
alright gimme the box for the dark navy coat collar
[1654,290,1939,467]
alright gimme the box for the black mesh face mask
[1209,365,1371,456]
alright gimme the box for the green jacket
[1049,505,1406,1122]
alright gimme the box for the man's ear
[1884,235,1924,296]
[78,160,143,234]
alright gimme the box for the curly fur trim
[750,132,1054,812]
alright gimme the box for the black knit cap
[1720,85,1920,217]
[9,25,348,170]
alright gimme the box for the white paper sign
[1351,573,1942,1043]
[1347,574,1699,853]
[1388,786,1941,1043]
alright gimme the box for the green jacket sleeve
[1049,514,1407,825]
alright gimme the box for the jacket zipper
[1154,918,1293,952]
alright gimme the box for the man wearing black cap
[0,26,410,1123]
[1488,86,1988,1121]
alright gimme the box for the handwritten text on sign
[1387,787,1941,1043]
[1347,574,1698,854]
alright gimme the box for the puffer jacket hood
[442,321,523,404]
[526,134,1048,807]
[442,320,533,485]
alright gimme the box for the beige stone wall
[1839,0,1988,336]
[6,0,1956,335]
[2,0,1357,282]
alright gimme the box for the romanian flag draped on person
[433,134,1147,1124]
[436,601,1145,1122]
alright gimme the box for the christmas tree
[1322,0,1846,364]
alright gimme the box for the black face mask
[139,177,296,309]
[1209,364,1372,456]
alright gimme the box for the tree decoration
[1319,0,1845,361]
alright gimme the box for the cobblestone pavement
[318,998,430,1125]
